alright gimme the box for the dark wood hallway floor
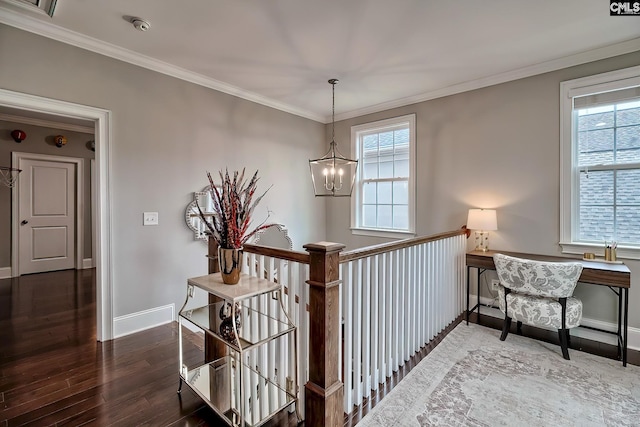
[0,269,297,426]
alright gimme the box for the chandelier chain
[330,79,337,143]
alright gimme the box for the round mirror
[185,187,214,242]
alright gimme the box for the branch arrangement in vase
[196,168,274,249]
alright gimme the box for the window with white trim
[351,114,416,238]
[560,66,640,258]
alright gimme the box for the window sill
[351,227,416,239]
[559,242,640,261]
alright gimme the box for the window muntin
[351,115,415,236]
[575,99,640,246]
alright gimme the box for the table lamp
[467,209,497,252]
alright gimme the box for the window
[560,66,640,258]
[351,114,416,238]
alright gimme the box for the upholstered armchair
[493,253,584,360]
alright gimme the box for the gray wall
[0,24,327,318]
[326,52,640,330]
[0,120,94,266]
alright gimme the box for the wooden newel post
[303,242,345,427]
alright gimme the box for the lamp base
[474,231,490,252]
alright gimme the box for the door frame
[0,88,113,341]
[12,152,85,275]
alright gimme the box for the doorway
[13,153,84,275]
[0,88,113,341]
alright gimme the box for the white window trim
[350,114,416,239]
[559,65,640,260]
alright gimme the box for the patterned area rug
[357,323,640,427]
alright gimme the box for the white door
[18,159,76,275]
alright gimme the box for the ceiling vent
[2,0,58,17]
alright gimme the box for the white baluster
[384,252,392,378]
[352,259,363,406]
[362,257,371,400]
[370,255,379,387]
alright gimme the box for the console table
[466,249,631,366]
[178,273,300,426]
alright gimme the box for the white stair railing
[241,246,310,420]
[339,231,467,412]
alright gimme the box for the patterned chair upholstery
[493,253,584,360]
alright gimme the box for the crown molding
[334,37,640,122]
[0,112,95,134]
[0,5,325,123]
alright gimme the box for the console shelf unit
[178,272,299,427]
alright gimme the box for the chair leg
[558,328,570,360]
[516,321,523,335]
[565,329,571,347]
[500,316,512,341]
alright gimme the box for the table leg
[466,265,471,325]
[624,288,628,367]
[476,267,481,321]
[617,287,622,360]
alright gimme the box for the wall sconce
[467,208,498,252]
[11,129,26,143]
[54,135,67,148]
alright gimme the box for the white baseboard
[474,295,640,351]
[114,304,175,338]
[0,267,11,279]
[82,258,93,269]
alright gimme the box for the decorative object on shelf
[604,241,617,262]
[54,135,67,148]
[309,78,358,197]
[10,129,26,143]
[219,248,243,284]
[0,166,22,188]
[196,168,274,284]
[467,208,498,252]
[219,302,242,343]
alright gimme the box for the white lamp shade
[467,209,497,231]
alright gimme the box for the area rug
[357,323,640,427]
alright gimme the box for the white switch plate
[143,212,159,226]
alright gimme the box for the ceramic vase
[218,247,243,284]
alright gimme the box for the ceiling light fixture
[309,79,358,197]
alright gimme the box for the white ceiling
[1,0,640,123]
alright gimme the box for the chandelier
[309,79,358,197]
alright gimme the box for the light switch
[143,212,159,226]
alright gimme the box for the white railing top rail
[339,228,468,264]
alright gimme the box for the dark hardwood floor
[2,271,637,426]
[0,269,299,426]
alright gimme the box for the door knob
[21,220,28,225]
